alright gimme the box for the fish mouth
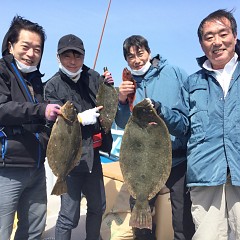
[148,122,157,125]
[62,115,75,123]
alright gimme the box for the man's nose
[70,57,77,64]
[134,56,141,63]
[26,48,35,57]
[213,35,221,45]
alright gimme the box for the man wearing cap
[44,34,114,240]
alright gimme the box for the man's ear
[56,54,60,63]
[8,42,13,54]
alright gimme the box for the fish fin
[51,179,67,196]
[129,201,152,229]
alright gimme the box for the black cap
[57,34,85,55]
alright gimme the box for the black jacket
[0,54,48,167]
[44,65,103,172]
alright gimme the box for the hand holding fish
[103,71,114,85]
[45,104,61,121]
[120,68,136,111]
[77,106,103,126]
[118,80,135,104]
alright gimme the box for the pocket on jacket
[188,109,207,145]
[188,83,208,144]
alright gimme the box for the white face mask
[130,61,151,76]
[14,58,38,73]
[10,44,38,73]
[59,62,82,82]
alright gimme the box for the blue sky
[0,0,239,86]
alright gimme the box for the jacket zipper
[143,79,148,98]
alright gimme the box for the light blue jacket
[115,55,188,168]
[161,55,240,187]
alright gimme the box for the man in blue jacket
[152,9,240,239]
[115,35,194,240]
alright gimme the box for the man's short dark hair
[197,9,237,42]
[2,15,46,56]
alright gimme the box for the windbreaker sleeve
[160,80,190,137]
[115,102,131,129]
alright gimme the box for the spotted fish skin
[96,80,118,134]
[119,99,172,229]
[122,67,136,112]
[46,101,82,195]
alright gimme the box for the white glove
[145,98,154,107]
[77,108,100,126]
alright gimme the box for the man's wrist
[118,96,128,105]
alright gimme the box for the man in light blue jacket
[153,9,240,239]
[115,35,194,240]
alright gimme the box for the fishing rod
[93,0,112,70]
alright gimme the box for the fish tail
[51,179,68,196]
[128,96,135,112]
[129,203,152,229]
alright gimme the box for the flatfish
[46,101,82,195]
[122,67,136,112]
[119,99,172,229]
[96,67,118,134]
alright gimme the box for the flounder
[46,101,82,195]
[119,99,172,229]
[96,67,118,134]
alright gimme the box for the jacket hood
[150,54,168,69]
[132,54,169,82]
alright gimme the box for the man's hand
[45,104,61,121]
[118,80,135,104]
[104,71,114,85]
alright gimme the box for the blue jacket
[115,55,189,167]
[161,55,240,187]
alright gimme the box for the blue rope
[10,63,42,167]
[1,138,7,167]
[11,63,34,102]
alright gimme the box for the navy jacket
[0,54,48,167]
[44,65,103,172]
